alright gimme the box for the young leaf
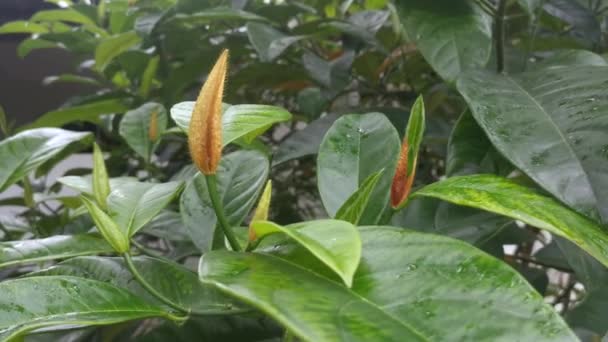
[0,276,175,341]
[249,180,272,242]
[0,234,112,270]
[391,95,425,209]
[250,219,361,287]
[0,104,8,136]
[92,143,110,210]
[80,196,129,253]
[200,227,576,341]
[139,55,160,97]
[413,174,608,268]
[335,169,384,225]
[106,180,184,237]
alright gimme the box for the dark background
[0,0,94,125]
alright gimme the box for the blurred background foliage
[1,0,608,340]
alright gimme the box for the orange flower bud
[188,49,229,175]
[148,110,158,142]
[390,140,416,209]
[390,95,425,210]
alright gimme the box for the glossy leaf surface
[0,276,173,340]
[317,113,400,224]
[0,234,111,269]
[457,66,608,222]
[414,174,608,268]
[251,220,361,287]
[119,102,168,161]
[106,180,184,237]
[33,256,241,314]
[396,0,492,82]
[0,128,92,192]
[200,227,575,341]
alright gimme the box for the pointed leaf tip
[391,95,425,209]
[249,180,272,242]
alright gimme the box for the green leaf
[0,128,92,192]
[446,110,511,176]
[139,55,160,97]
[0,104,7,136]
[200,227,576,341]
[273,114,338,165]
[246,22,305,62]
[335,169,384,225]
[302,51,354,91]
[391,197,515,251]
[456,66,608,222]
[80,196,129,253]
[0,21,49,34]
[180,151,269,252]
[170,102,292,145]
[33,256,241,314]
[95,31,141,72]
[395,0,492,82]
[413,174,608,268]
[516,0,542,17]
[0,276,174,340]
[129,316,280,342]
[165,8,268,28]
[17,38,58,58]
[0,234,111,270]
[317,113,400,224]
[21,99,129,129]
[534,49,608,69]
[58,175,136,196]
[106,180,184,237]
[31,9,96,25]
[43,74,101,86]
[251,220,361,287]
[119,102,167,161]
[92,143,110,210]
[404,95,425,172]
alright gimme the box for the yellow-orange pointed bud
[188,49,229,175]
[148,110,158,142]
[249,180,272,242]
[390,140,416,209]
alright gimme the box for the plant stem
[122,253,189,314]
[205,174,242,251]
[495,0,507,73]
[22,177,34,208]
[131,239,164,258]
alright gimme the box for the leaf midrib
[203,252,430,342]
[500,75,599,211]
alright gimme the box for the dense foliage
[0,0,608,340]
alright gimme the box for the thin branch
[495,0,508,73]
